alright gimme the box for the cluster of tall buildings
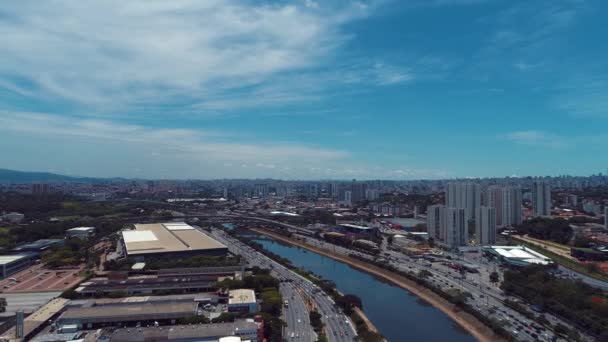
[427,182,552,248]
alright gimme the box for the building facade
[475,206,496,245]
[532,181,552,217]
[502,186,522,227]
[426,205,446,242]
[446,182,481,223]
[445,207,467,248]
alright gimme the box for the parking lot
[0,264,84,293]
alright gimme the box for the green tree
[309,310,323,332]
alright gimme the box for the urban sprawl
[0,173,607,342]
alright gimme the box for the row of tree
[513,217,573,244]
[501,265,608,338]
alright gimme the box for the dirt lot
[0,264,84,293]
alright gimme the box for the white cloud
[502,130,567,148]
[373,63,413,85]
[0,0,374,113]
[0,111,451,179]
[0,111,348,167]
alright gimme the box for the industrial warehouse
[57,301,198,328]
[75,266,243,296]
[121,222,228,259]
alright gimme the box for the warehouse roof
[60,301,197,321]
[122,223,227,256]
[107,319,258,342]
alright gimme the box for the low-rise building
[57,301,199,329]
[0,253,37,278]
[335,223,379,240]
[121,222,228,260]
[227,289,257,314]
[1,212,24,224]
[65,227,96,240]
[483,245,552,267]
[100,318,262,342]
[11,239,64,256]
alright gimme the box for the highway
[299,234,593,342]
[203,228,357,342]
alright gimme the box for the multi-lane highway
[300,234,592,342]
[204,228,357,342]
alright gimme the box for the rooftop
[67,227,95,232]
[122,223,227,256]
[0,253,34,265]
[60,301,197,321]
[228,289,256,305]
[486,245,552,265]
[340,223,374,230]
[106,319,258,342]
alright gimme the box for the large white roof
[489,246,551,265]
[163,223,195,231]
[0,254,30,265]
[122,230,158,243]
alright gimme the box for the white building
[502,186,523,227]
[426,205,446,242]
[1,212,24,224]
[446,183,481,223]
[486,186,503,227]
[475,206,496,245]
[343,191,352,205]
[445,207,467,248]
[65,227,96,240]
[365,189,380,201]
[532,181,552,217]
[228,289,258,314]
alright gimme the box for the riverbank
[353,307,379,334]
[250,228,504,342]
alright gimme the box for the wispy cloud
[502,130,567,148]
[0,0,383,115]
[0,111,451,179]
[0,111,348,166]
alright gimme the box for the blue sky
[0,0,607,179]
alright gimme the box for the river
[252,236,476,342]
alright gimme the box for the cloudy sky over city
[1,0,606,179]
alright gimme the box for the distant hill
[0,168,104,183]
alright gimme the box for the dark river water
[252,236,476,342]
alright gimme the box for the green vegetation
[515,239,608,282]
[417,269,432,279]
[216,269,284,342]
[502,265,608,338]
[309,309,324,333]
[260,287,283,316]
[514,217,572,244]
[211,312,236,323]
[178,315,210,324]
[489,271,499,283]
[336,294,362,315]
[42,238,88,268]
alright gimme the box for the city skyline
[1,0,607,179]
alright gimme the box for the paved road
[204,228,356,342]
[301,234,590,342]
